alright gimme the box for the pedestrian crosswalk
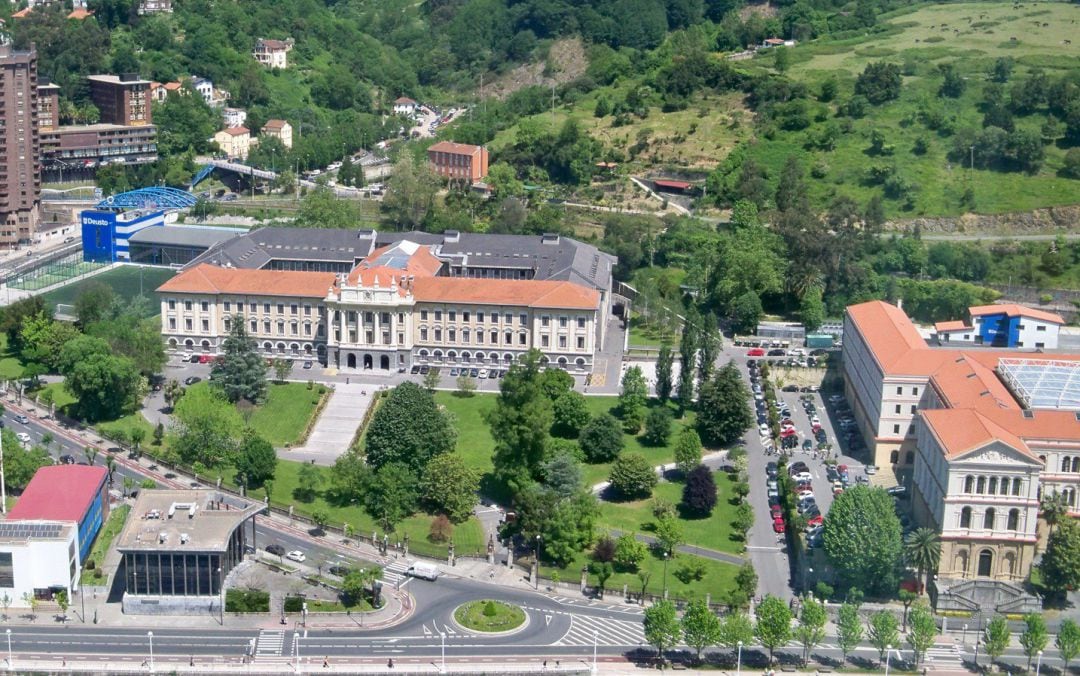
[383,561,409,587]
[554,613,645,647]
[255,629,285,658]
[924,645,965,669]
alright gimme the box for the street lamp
[662,551,669,597]
[217,566,225,626]
[962,624,968,645]
[592,630,599,675]
[6,628,11,672]
[440,632,446,674]
[147,631,154,673]
[885,644,892,676]
[1036,650,1044,676]
[535,535,542,590]
[737,640,744,676]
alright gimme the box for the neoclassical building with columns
[157,235,609,373]
[842,301,1080,613]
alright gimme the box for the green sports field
[42,265,177,318]
[7,255,107,292]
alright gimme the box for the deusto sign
[82,216,113,227]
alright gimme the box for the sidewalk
[285,382,377,466]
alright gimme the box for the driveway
[286,383,377,465]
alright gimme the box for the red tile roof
[220,126,249,136]
[262,119,288,130]
[67,8,94,19]
[427,141,483,156]
[921,409,1037,460]
[969,303,1064,325]
[846,301,929,371]
[7,465,107,523]
[395,97,416,105]
[157,264,336,297]
[654,179,692,190]
[934,320,971,332]
[412,277,599,309]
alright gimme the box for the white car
[796,489,815,500]
[766,479,779,491]
[16,432,31,444]
[285,550,306,563]
[791,471,813,483]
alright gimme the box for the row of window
[958,506,1022,531]
[167,316,323,338]
[1056,457,1080,474]
[167,299,320,316]
[962,475,1024,496]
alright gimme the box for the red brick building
[427,141,489,184]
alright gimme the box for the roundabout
[452,599,529,635]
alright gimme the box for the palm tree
[905,527,941,595]
[83,446,98,466]
[104,455,116,485]
[1040,492,1069,539]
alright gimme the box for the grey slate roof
[128,225,243,249]
[188,227,614,292]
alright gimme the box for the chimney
[542,233,560,245]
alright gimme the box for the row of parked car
[827,394,865,452]
[409,364,507,380]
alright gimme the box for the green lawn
[0,335,25,381]
[80,505,131,585]
[257,459,487,560]
[247,382,329,447]
[598,471,742,555]
[454,600,526,632]
[42,265,176,317]
[436,392,697,490]
[34,382,158,448]
[7,256,107,292]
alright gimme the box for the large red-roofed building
[8,465,109,561]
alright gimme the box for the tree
[799,286,825,333]
[0,296,50,354]
[455,374,476,397]
[211,319,267,404]
[381,156,439,229]
[773,46,791,73]
[341,569,372,606]
[1040,491,1070,538]
[172,386,241,468]
[608,452,657,500]
[696,362,753,446]
[644,600,681,665]
[855,61,902,104]
[776,156,808,214]
[552,391,591,438]
[235,429,277,488]
[423,368,441,391]
[676,315,697,412]
[795,596,827,666]
[487,350,554,496]
[899,589,917,630]
[130,427,146,452]
[272,358,293,384]
[310,508,330,534]
[619,365,648,422]
[643,407,673,446]
[1057,619,1080,673]
[365,382,455,473]
[539,369,575,400]
[614,533,648,570]
[295,184,367,228]
[655,344,674,402]
[74,281,116,327]
[1019,613,1049,672]
[938,62,966,98]
[1040,519,1080,598]
[654,514,684,556]
[983,616,1011,668]
[541,451,583,499]
[906,605,936,667]
[22,592,36,622]
[589,561,614,598]
[867,610,900,663]
[63,350,143,422]
[823,486,903,596]
[720,611,755,658]
[673,427,703,476]
[296,462,324,502]
[364,462,419,530]
[904,527,941,595]
[1064,148,1080,179]
[682,599,723,663]
[163,379,185,411]
[836,603,864,664]
[579,413,624,463]
[697,313,721,383]
[755,595,793,665]
[421,453,481,522]
[733,564,758,605]
[682,465,717,516]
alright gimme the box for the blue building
[934,303,1064,350]
[7,465,110,562]
[80,187,197,263]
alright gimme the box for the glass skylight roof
[997,358,1080,410]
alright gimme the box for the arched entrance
[380,355,390,370]
[363,354,373,370]
[977,550,994,577]
[347,353,356,369]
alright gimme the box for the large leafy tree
[211,318,267,404]
[696,362,753,446]
[644,600,681,665]
[755,595,793,665]
[421,453,480,522]
[381,156,440,229]
[619,366,648,418]
[1039,519,1080,598]
[855,61,903,104]
[486,350,553,498]
[0,296,50,355]
[795,596,827,666]
[673,427,703,475]
[0,430,52,491]
[365,382,456,473]
[655,344,674,403]
[364,461,419,530]
[63,350,144,422]
[579,413,624,463]
[515,483,598,566]
[867,610,900,663]
[682,599,722,663]
[823,486,903,595]
[607,452,657,500]
[983,616,1011,667]
[234,428,277,488]
[552,390,590,438]
[682,465,718,516]
[172,385,242,468]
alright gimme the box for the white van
[406,562,440,581]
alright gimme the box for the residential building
[138,0,173,13]
[213,127,252,160]
[117,490,262,615]
[934,304,1064,349]
[842,300,1080,613]
[393,96,418,117]
[253,38,293,69]
[7,465,109,562]
[427,141,489,183]
[192,77,213,105]
[222,107,247,129]
[157,228,617,371]
[37,79,60,130]
[260,119,292,149]
[87,74,151,126]
[0,44,42,247]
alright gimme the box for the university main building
[157,228,616,373]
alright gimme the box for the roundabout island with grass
[453,600,528,634]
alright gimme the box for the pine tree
[655,343,674,402]
[210,316,268,403]
[696,362,754,446]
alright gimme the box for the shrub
[608,452,658,499]
[674,558,707,584]
[226,589,270,612]
[682,465,718,516]
[483,601,498,617]
[642,407,673,446]
[429,514,453,543]
[593,534,616,562]
[283,596,304,613]
[580,413,625,463]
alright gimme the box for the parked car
[767,349,786,356]
[782,384,799,392]
[772,517,786,534]
[837,464,850,481]
[886,485,907,497]
[767,479,779,491]
[766,462,778,479]
[789,462,809,475]
[449,368,460,377]
[826,466,839,482]
[747,348,766,357]
[183,376,201,386]
[303,361,313,370]
[285,550,306,563]
[14,414,29,425]
[770,504,783,520]
[265,544,286,557]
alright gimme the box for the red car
[198,354,213,364]
[747,348,766,357]
[770,504,783,519]
[806,514,824,528]
[781,428,798,438]
[772,517,786,533]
